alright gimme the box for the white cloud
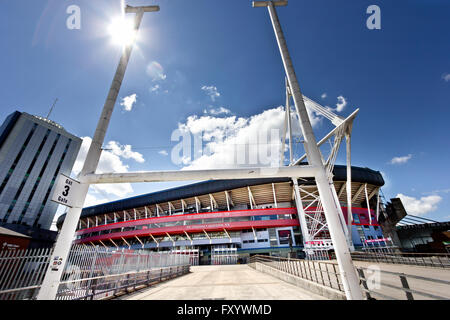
[175,102,323,170]
[150,84,160,93]
[423,188,450,195]
[442,73,450,82]
[321,93,327,99]
[203,106,231,115]
[72,137,144,198]
[335,95,347,112]
[323,95,347,113]
[84,190,110,207]
[201,85,221,102]
[396,193,442,216]
[389,154,412,165]
[120,93,137,112]
[158,150,168,156]
[105,141,145,163]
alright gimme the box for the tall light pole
[37,4,159,300]
[252,1,363,299]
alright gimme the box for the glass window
[278,230,292,245]
[356,225,365,242]
[230,216,250,222]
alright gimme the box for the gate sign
[51,173,80,208]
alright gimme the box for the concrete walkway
[122,265,326,300]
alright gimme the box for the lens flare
[107,17,136,46]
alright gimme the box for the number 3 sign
[51,173,81,208]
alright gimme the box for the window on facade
[230,216,250,222]
[356,225,365,242]
[0,124,37,196]
[278,230,292,245]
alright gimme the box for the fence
[249,254,450,300]
[0,248,52,300]
[350,251,450,268]
[170,249,199,266]
[0,245,190,300]
[249,255,343,292]
[356,266,450,300]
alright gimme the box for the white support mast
[253,0,363,300]
[37,5,160,300]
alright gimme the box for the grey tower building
[0,111,81,236]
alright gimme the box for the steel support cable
[303,96,344,125]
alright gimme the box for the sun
[107,16,137,46]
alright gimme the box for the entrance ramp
[122,265,326,300]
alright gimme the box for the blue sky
[1,0,449,222]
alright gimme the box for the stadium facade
[57,165,385,264]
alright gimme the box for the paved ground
[348,260,450,300]
[122,265,326,300]
[120,262,450,300]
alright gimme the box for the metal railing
[350,251,450,268]
[57,265,189,300]
[0,245,190,300]
[356,266,450,300]
[249,255,343,292]
[0,248,53,300]
[249,254,450,300]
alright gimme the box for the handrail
[356,265,450,300]
[353,251,450,257]
[249,254,450,300]
[249,255,343,292]
[349,251,450,269]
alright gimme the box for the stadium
[57,164,385,265]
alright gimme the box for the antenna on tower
[46,98,58,119]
